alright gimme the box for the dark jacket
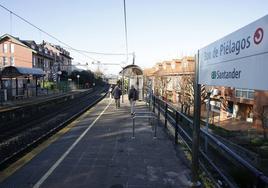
[112,86,122,99]
[128,88,138,101]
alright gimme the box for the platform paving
[0,96,191,188]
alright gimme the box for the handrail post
[153,96,155,113]
[153,115,157,139]
[132,117,135,139]
[149,95,151,111]
[175,111,179,144]
[158,99,160,124]
[165,103,168,128]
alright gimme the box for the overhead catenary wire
[63,48,133,56]
[0,3,98,62]
[0,3,135,71]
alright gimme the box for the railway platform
[0,96,191,188]
[0,89,91,112]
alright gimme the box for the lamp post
[57,71,62,82]
[57,71,62,92]
[122,65,125,103]
[77,74,80,89]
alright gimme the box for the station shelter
[0,66,45,101]
[120,64,143,100]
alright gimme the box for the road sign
[199,15,268,90]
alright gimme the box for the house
[43,42,72,76]
[143,56,195,104]
[0,34,34,68]
[209,86,268,129]
[21,40,55,81]
[0,33,73,100]
[0,34,37,98]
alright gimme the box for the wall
[0,38,33,68]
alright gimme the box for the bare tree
[179,75,194,115]
[154,71,171,100]
[175,74,207,115]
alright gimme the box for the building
[209,86,268,129]
[0,34,34,68]
[0,34,72,82]
[144,56,268,129]
[43,42,72,77]
[143,57,195,104]
[21,40,55,81]
[0,34,73,100]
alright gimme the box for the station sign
[199,15,268,90]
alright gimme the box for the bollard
[132,117,135,139]
[175,111,179,144]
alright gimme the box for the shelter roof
[119,64,143,76]
[1,66,45,78]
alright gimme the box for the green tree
[69,70,95,88]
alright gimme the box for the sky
[0,0,268,75]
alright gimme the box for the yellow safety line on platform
[0,98,107,183]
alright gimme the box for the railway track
[0,86,108,169]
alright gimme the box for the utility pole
[123,0,128,64]
[123,0,128,103]
[122,66,124,103]
[132,52,135,65]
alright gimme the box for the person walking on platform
[109,85,114,98]
[128,85,138,115]
[112,84,122,108]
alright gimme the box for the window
[45,60,48,68]
[10,57,15,66]
[3,43,8,53]
[10,44,14,53]
[235,88,254,99]
[183,61,188,69]
[33,56,36,66]
[3,57,8,66]
[171,62,175,69]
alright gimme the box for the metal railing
[0,83,72,103]
[132,111,158,139]
[149,94,268,188]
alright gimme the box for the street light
[77,74,80,89]
[57,71,62,82]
